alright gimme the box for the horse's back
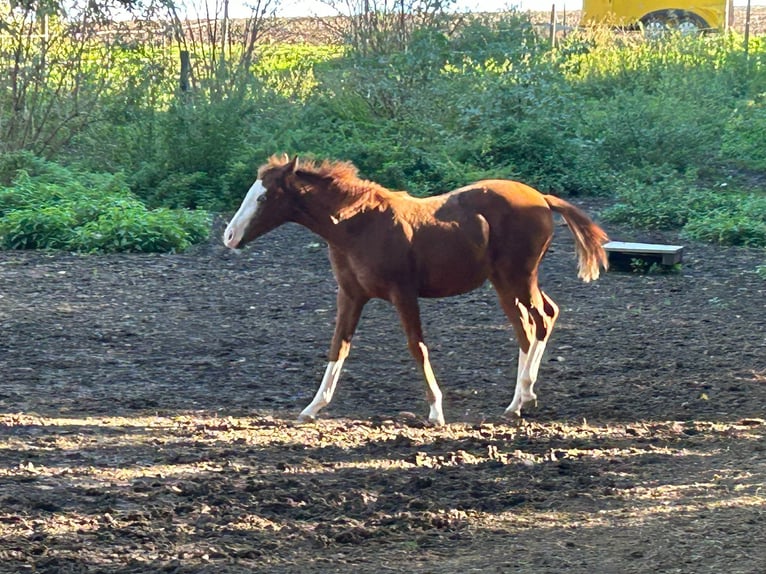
[448,179,552,227]
[452,179,550,210]
[448,180,556,269]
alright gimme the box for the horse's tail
[543,195,609,282]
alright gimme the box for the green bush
[604,173,766,248]
[0,151,59,186]
[580,89,723,173]
[0,206,78,249]
[0,159,211,253]
[70,206,210,253]
[3,15,766,256]
[602,173,731,229]
[721,100,766,172]
[0,162,138,216]
[682,194,766,247]
[683,210,766,247]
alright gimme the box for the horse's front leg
[298,289,367,422]
[392,292,446,426]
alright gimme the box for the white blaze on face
[223,179,266,249]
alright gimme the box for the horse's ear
[287,155,299,173]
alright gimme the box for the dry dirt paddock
[0,207,764,573]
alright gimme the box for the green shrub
[604,173,766,248]
[139,170,216,210]
[602,173,736,229]
[69,196,146,225]
[682,194,766,248]
[578,87,724,174]
[0,158,210,253]
[71,206,210,253]
[0,206,78,249]
[0,151,59,186]
[682,210,766,247]
[173,208,212,245]
[0,161,137,215]
[252,43,346,99]
[721,100,766,172]
[3,15,766,257]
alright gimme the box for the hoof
[394,412,434,428]
[503,408,522,420]
[427,405,446,428]
[426,410,446,427]
[502,410,525,427]
[297,412,317,423]
[503,398,538,421]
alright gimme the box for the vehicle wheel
[641,12,670,38]
[677,13,709,34]
[641,10,709,37]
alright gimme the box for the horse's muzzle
[223,228,241,249]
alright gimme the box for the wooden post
[179,50,191,92]
[220,0,230,80]
[744,0,752,60]
[549,4,557,48]
[40,13,49,72]
[400,0,405,48]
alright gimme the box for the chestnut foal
[224,155,608,425]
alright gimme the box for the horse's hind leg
[495,285,559,418]
[508,292,559,417]
[391,291,445,426]
[298,289,367,422]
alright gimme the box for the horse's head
[223,155,301,249]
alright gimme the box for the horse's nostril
[223,228,236,248]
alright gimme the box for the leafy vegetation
[1,1,765,252]
[602,172,766,247]
[0,155,210,253]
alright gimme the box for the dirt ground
[1,205,764,573]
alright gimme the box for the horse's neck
[291,183,365,243]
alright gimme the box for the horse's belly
[414,223,491,297]
[419,276,487,298]
[418,258,489,298]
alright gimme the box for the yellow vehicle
[582,0,734,33]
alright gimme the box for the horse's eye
[257,193,267,203]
